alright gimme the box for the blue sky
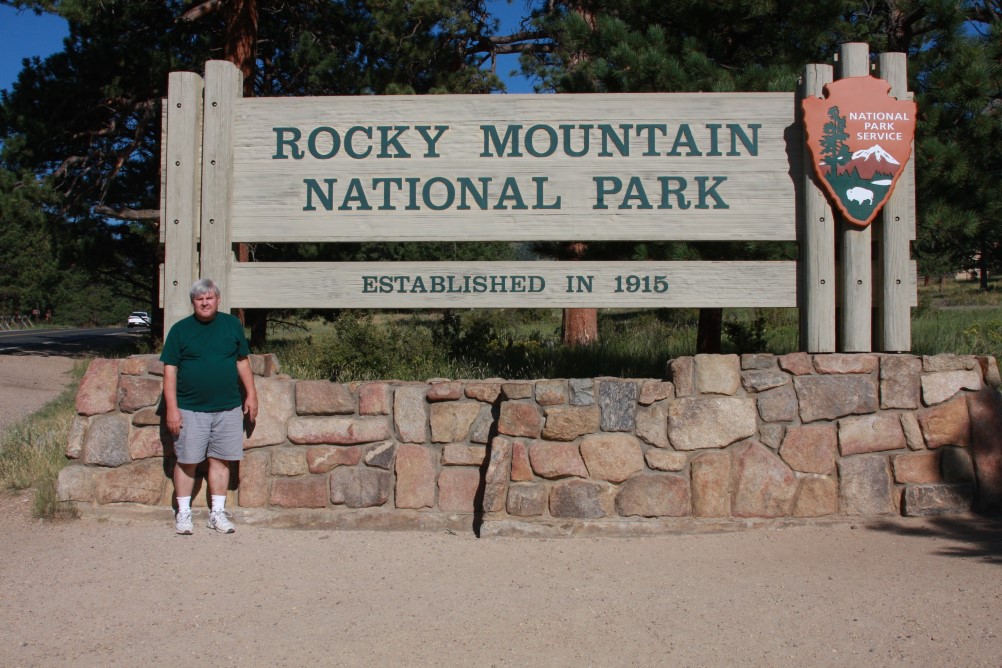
[0,2,535,94]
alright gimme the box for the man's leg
[173,461,199,535]
[207,457,230,497]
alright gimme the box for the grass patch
[0,359,88,519]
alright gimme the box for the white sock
[177,496,191,513]
[211,495,226,513]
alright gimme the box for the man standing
[161,278,258,535]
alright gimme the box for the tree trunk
[980,244,989,291]
[696,308,723,353]
[561,241,598,346]
[562,308,598,346]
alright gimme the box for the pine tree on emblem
[820,106,852,179]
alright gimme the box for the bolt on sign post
[160,43,917,354]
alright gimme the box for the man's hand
[166,406,183,437]
[243,394,258,423]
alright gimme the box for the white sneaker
[207,510,235,534]
[175,510,193,535]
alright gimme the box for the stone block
[502,382,533,400]
[616,474,690,517]
[237,450,269,507]
[731,442,798,518]
[940,446,975,483]
[506,483,547,516]
[483,437,514,513]
[635,403,669,448]
[394,385,428,443]
[778,352,813,376]
[119,376,162,413]
[695,354,741,395]
[330,466,391,508]
[780,423,837,474]
[542,406,600,442]
[598,380,638,432]
[922,370,981,406]
[668,357,694,397]
[465,382,502,403]
[741,354,777,370]
[499,401,543,438]
[510,438,534,482]
[295,380,355,415]
[131,407,161,427]
[757,385,799,423]
[922,354,977,372]
[918,395,970,448]
[813,354,878,374]
[838,413,907,456]
[880,355,921,409]
[66,416,88,459]
[741,370,789,393]
[245,377,295,449]
[580,434,644,483]
[427,381,463,402]
[271,448,308,476]
[270,477,328,508]
[966,388,1002,512]
[549,480,613,518]
[441,444,488,466]
[83,413,131,468]
[892,451,941,484]
[838,455,894,515]
[359,382,392,415]
[794,375,878,423]
[438,467,481,512]
[528,442,588,479]
[95,459,165,505]
[639,380,674,405]
[793,475,838,517]
[119,356,149,376]
[568,379,595,406]
[900,412,924,450]
[902,484,973,516]
[645,450,687,472]
[57,465,96,502]
[395,444,437,509]
[128,426,165,460]
[668,397,757,451]
[288,416,391,445]
[977,356,1001,388]
[759,424,784,450]
[535,380,568,406]
[306,446,362,473]
[690,451,731,517]
[249,353,280,377]
[364,441,396,469]
[469,405,496,444]
[76,358,120,416]
[430,401,482,443]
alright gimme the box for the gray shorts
[174,406,245,464]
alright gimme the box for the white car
[127,311,151,328]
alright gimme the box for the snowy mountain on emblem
[848,144,900,180]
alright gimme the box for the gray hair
[189,278,220,301]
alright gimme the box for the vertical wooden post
[200,61,243,314]
[163,71,204,336]
[837,42,872,352]
[799,63,836,352]
[876,52,914,352]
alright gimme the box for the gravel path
[1,353,1001,666]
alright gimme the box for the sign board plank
[230,93,798,242]
[228,261,797,309]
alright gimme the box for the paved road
[0,326,150,355]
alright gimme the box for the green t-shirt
[160,312,250,412]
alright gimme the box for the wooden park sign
[161,42,916,353]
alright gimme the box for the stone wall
[57,352,1002,536]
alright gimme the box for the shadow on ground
[866,515,1002,564]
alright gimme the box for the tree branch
[177,0,226,22]
[92,205,160,221]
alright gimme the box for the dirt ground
[2,353,1001,667]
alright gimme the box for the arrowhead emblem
[802,76,916,227]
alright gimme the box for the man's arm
[163,364,182,436]
[236,356,258,422]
